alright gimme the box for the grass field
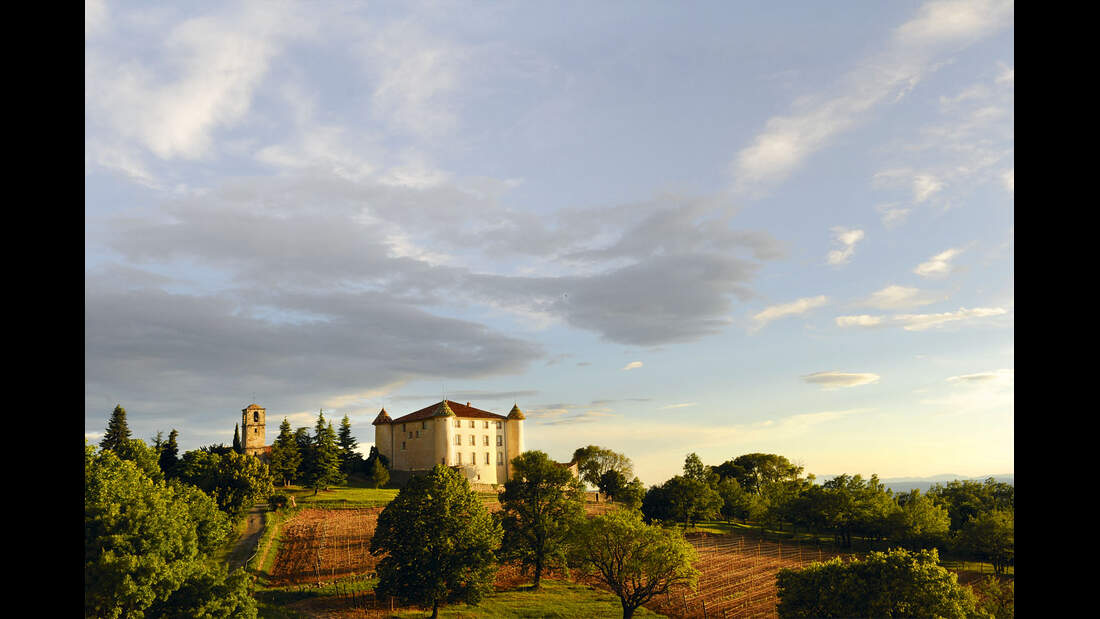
[255,577,665,618]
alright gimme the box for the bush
[269,493,290,509]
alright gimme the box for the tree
[268,419,302,487]
[159,429,180,478]
[972,575,1014,619]
[293,427,313,484]
[367,455,390,488]
[571,445,633,493]
[101,404,132,453]
[569,508,699,619]
[776,548,978,618]
[887,489,951,550]
[618,477,646,511]
[598,469,629,502]
[114,438,165,484]
[364,445,390,472]
[497,450,586,590]
[958,509,1014,575]
[370,465,502,619]
[662,475,722,528]
[336,414,362,477]
[85,444,254,618]
[175,450,274,520]
[232,423,243,454]
[683,452,718,487]
[927,478,1015,532]
[717,477,752,523]
[303,413,344,494]
[730,453,803,495]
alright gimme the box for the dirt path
[227,503,267,572]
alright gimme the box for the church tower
[242,403,266,456]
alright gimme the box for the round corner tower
[242,403,266,456]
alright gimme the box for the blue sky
[85,0,1013,486]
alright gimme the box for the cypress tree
[337,414,360,476]
[101,405,132,453]
[159,429,180,477]
[232,423,243,454]
[304,412,344,495]
[269,419,301,487]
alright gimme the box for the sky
[85,0,1013,487]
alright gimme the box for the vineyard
[644,532,856,619]
[266,506,864,618]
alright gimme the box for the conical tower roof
[371,407,393,425]
[507,403,526,420]
[432,400,456,417]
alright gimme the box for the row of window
[451,452,504,466]
[453,435,504,446]
[401,420,504,432]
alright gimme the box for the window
[414,430,419,438]
[484,452,490,465]
[457,453,462,464]
[496,435,503,446]
[469,420,474,428]
[454,420,461,428]
[254,428,259,434]
[409,432,413,439]
[401,441,406,450]
[496,421,502,429]
[470,452,475,465]
[402,424,406,432]
[497,452,503,465]
[483,435,489,446]
[468,435,475,446]
[441,457,446,464]
[484,421,489,429]
[422,421,427,429]
[455,435,461,445]
[253,412,259,422]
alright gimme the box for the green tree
[571,445,633,492]
[717,477,752,523]
[368,455,390,488]
[336,414,362,477]
[175,450,274,520]
[776,548,979,618]
[232,423,243,454]
[101,404,132,453]
[85,444,254,619]
[569,508,700,619]
[293,427,313,483]
[972,575,1014,619]
[598,469,629,502]
[662,475,722,528]
[364,444,390,472]
[927,478,1015,532]
[887,489,951,550]
[114,438,165,484]
[730,453,804,495]
[958,509,1014,575]
[303,412,345,494]
[370,465,502,619]
[618,477,646,510]
[144,562,256,619]
[683,452,718,487]
[268,419,302,487]
[498,450,586,590]
[159,429,180,478]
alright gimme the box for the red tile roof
[386,400,508,425]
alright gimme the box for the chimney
[466,402,470,407]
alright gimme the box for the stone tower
[241,403,266,456]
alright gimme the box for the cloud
[861,285,942,310]
[730,0,1014,195]
[661,403,697,409]
[622,361,643,371]
[1001,169,1014,193]
[751,295,828,331]
[826,227,865,265]
[947,368,1013,383]
[914,248,964,278]
[802,371,881,390]
[836,306,1008,331]
[912,174,943,203]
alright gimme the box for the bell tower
[241,403,266,456]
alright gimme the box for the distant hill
[880,474,1014,494]
[811,474,1014,494]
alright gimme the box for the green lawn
[277,475,399,508]
[256,577,665,618]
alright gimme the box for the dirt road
[227,504,267,572]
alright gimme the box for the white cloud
[731,0,1014,195]
[622,361,643,371]
[751,295,828,331]
[912,174,943,203]
[894,307,1007,330]
[661,403,698,409]
[826,227,865,265]
[862,284,942,310]
[1001,169,1014,193]
[836,306,1008,331]
[802,371,881,390]
[835,314,885,328]
[947,368,1013,383]
[914,248,964,278]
